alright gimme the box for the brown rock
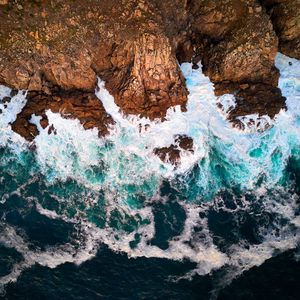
[0,0,189,121]
[263,0,300,59]
[93,33,188,119]
[202,6,279,86]
[154,135,194,165]
[43,52,97,91]
[176,39,194,64]
[189,0,248,40]
[215,82,286,129]
[2,96,11,103]
[192,0,285,123]
[0,0,289,132]
[1,66,31,90]
[11,90,114,142]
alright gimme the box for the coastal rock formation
[11,90,114,141]
[0,0,296,144]
[93,34,188,119]
[154,135,194,165]
[202,7,278,86]
[189,0,248,40]
[215,83,286,128]
[189,0,280,74]
[190,0,286,121]
[0,51,97,92]
[262,0,300,60]
[0,0,189,123]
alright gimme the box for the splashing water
[0,53,299,294]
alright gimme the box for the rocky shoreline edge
[0,0,299,164]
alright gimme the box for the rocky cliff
[0,0,299,142]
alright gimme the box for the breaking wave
[0,53,299,295]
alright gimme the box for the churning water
[0,53,299,299]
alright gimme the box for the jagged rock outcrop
[93,34,188,119]
[0,0,189,124]
[0,0,295,144]
[189,0,286,122]
[91,0,190,119]
[11,90,114,141]
[189,0,248,40]
[0,50,97,92]
[262,0,300,60]
[215,83,286,128]
[202,7,278,86]
[154,135,194,165]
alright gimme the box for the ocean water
[0,53,299,299]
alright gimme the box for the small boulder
[154,135,194,165]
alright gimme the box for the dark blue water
[0,155,299,299]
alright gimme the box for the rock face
[154,135,194,165]
[190,0,278,82]
[262,0,300,60]
[93,34,188,119]
[11,90,114,141]
[0,0,189,123]
[189,0,286,120]
[189,0,248,40]
[215,83,286,128]
[0,0,296,143]
[202,9,278,86]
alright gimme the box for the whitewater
[0,53,299,294]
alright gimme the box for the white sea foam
[0,86,28,150]
[25,56,299,191]
[0,221,103,290]
[34,198,228,272]
[31,110,104,184]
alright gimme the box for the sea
[0,53,299,299]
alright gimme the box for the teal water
[0,53,300,299]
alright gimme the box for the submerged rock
[154,135,194,165]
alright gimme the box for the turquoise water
[0,53,300,298]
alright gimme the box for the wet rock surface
[216,82,286,129]
[11,90,114,142]
[154,135,194,165]
[189,0,289,121]
[262,0,300,60]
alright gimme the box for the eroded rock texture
[11,90,114,141]
[0,0,298,142]
[93,34,188,119]
[215,83,286,128]
[0,0,189,125]
[262,0,300,60]
[189,0,286,123]
[154,135,194,165]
